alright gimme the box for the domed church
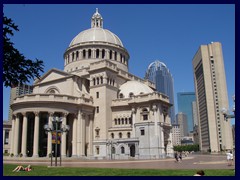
[10,9,173,159]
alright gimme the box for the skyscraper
[145,60,175,123]
[177,92,196,133]
[8,84,33,121]
[192,42,233,152]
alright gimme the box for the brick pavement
[3,154,235,170]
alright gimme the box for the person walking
[226,151,234,166]
[174,152,179,162]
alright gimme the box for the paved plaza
[3,154,235,170]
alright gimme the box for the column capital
[34,111,40,117]
[63,112,69,118]
[21,112,27,117]
[131,107,136,114]
[48,112,55,117]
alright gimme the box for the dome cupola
[91,8,103,28]
[64,9,130,73]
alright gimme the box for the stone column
[21,112,28,157]
[106,49,110,59]
[47,112,53,156]
[10,115,16,155]
[77,110,82,157]
[80,114,86,156]
[13,114,20,156]
[33,112,40,157]
[61,113,68,157]
[92,48,96,59]
[153,105,158,136]
[88,115,93,156]
[72,114,77,157]
[131,108,136,137]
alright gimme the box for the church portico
[11,98,94,158]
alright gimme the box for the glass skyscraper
[177,92,196,133]
[145,60,175,123]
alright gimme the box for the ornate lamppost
[221,95,235,121]
[44,116,70,166]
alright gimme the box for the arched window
[88,49,91,58]
[76,51,79,60]
[100,77,103,84]
[121,146,125,154]
[121,118,124,124]
[127,132,131,138]
[119,132,122,138]
[93,78,96,86]
[142,108,148,120]
[114,52,117,60]
[118,118,121,125]
[83,50,86,59]
[111,133,114,139]
[119,93,124,98]
[72,52,75,61]
[102,49,105,59]
[96,49,100,58]
[49,89,55,94]
[109,50,112,59]
[114,119,117,125]
[97,77,99,85]
[125,118,128,124]
[129,92,134,98]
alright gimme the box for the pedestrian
[179,152,182,162]
[194,170,205,176]
[174,152,179,162]
[226,151,234,166]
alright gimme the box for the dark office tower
[145,60,175,123]
[192,42,233,152]
[177,92,196,133]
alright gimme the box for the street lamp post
[44,116,70,167]
[221,95,235,121]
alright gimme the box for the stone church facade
[9,9,173,159]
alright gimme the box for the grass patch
[3,164,235,176]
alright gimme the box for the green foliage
[3,15,44,87]
[3,164,235,176]
[173,144,199,152]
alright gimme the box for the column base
[32,154,39,158]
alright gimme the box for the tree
[3,15,44,87]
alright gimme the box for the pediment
[34,68,71,85]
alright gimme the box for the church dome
[119,81,154,98]
[69,8,123,48]
[69,28,123,47]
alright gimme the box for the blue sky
[3,4,235,124]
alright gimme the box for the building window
[111,133,114,139]
[119,93,124,98]
[112,147,116,154]
[114,119,117,125]
[96,92,99,98]
[127,132,131,138]
[119,132,122,139]
[96,106,99,113]
[121,146,125,154]
[96,146,100,155]
[142,108,148,120]
[140,129,145,136]
[95,128,100,137]
[129,92,134,98]
[143,114,148,120]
